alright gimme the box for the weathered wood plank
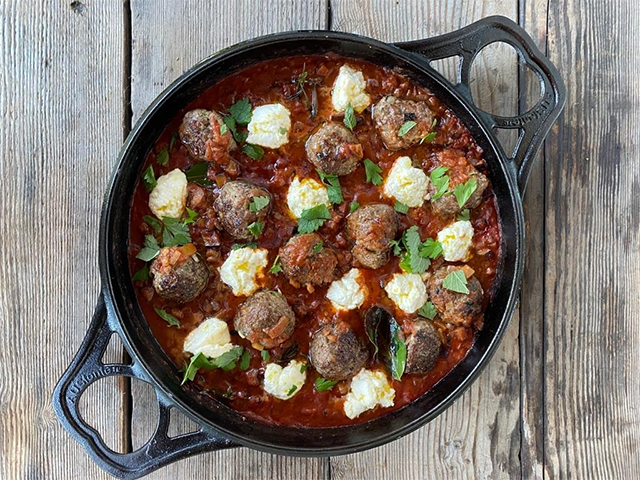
[128,1,330,478]
[329,1,521,479]
[0,1,126,479]
[543,0,640,478]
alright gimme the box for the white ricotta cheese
[343,368,395,419]
[246,103,291,149]
[148,168,188,219]
[219,247,269,296]
[286,176,331,218]
[437,220,474,262]
[183,317,234,359]
[383,156,431,208]
[331,65,371,113]
[326,268,366,311]
[263,360,307,400]
[384,272,428,314]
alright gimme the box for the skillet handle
[395,15,566,193]
[52,294,238,479]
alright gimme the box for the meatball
[428,266,484,326]
[213,180,271,240]
[405,320,442,374]
[373,96,436,150]
[429,149,489,218]
[279,233,338,289]
[179,109,236,162]
[234,290,296,348]
[150,245,210,303]
[305,122,363,176]
[310,322,368,381]
[346,204,398,269]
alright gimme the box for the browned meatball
[305,122,364,176]
[428,266,484,326]
[150,245,210,303]
[179,109,236,161]
[373,96,436,150]
[279,233,338,289]
[234,290,295,348]
[310,322,368,381]
[346,204,398,269]
[405,320,442,374]
[428,149,489,218]
[213,180,271,240]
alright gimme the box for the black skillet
[52,16,565,479]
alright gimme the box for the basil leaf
[261,350,271,362]
[317,170,343,205]
[157,148,169,166]
[418,301,437,320]
[363,158,383,186]
[247,220,264,238]
[141,165,157,192]
[394,201,409,214]
[136,235,160,262]
[143,215,162,233]
[181,353,213,385]
[239,349,251,370]
[286,385,298,396]
[297,204,331,234]
[132,264,149,282]
[312,241,323,254]
[315,377,339,392]
[454,176,478,208]
[249,196,270,213]
[242,143,264,161]
[349,201,360,213]
[184,162,212,186]
[161,217,191,247]
[154,307,180,327]
[419,238,443,259]
[458,209,470,221]
[343,103,356,130]
[397,120,417,137]
[442,270,470,294]
[430,166,450,201]
[269,255,283,274]
[229,98,252,126]
[231,242,258,250]
[389,318,407,380]
[401,226,430,274]
[169,130,179,151]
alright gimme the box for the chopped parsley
[315,377,339,392]
[418,301,437,320]
[454,176,478,208]
[136,235,160,262]
[442,270,470,294]
[131,264,149,282]
[169,130,179,151]
[161,217,191,247]
[363,158,383,186]
[397,120,417,137]
[420,119,438,144]
[154,308,180,328]
[183,208,199,225]
[239,349,251,370]
[394,201,409,214]
[286,385,298,396]
[419,238,443,259]
[229,98,252,125]
[143,214,162,233]
[269,255,283,274]
[249,196,270,213]
[242,143,265,161]
[247,220,264,238]
[317,170,343,204]
[222,115,247,143]
[219,123,228,135]
[349,201,360,213]
[430,166,450,201]
[181,347,244,384]
[458,209,470,221]
[297,204,331,234]
[398,226,430,274]
[261,350,271,362]
[343,103,356,130]
[300,363,308,374]
[312,241,323,254]
[141,165,157,192]
[156,148,169,166]
[184,162,212,186]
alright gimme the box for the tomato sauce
[128,55,502,427]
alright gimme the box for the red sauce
[128,55,501,427]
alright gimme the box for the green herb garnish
[297,204,331,234]
[169,130,179,151]
[398,226,430,274]
[343,103,356,130]
[317,170,343,204]
[161,217,191,247]
[247,220,264,238]
[315,377,339,392]
[420,119,438,144]
[136,235,160,262]
[442,270,470,294]
[229,98,252,126]
[398,120,417,137]
[363,158,383,186]
[131,264,149,282]
[418,301,437,320]
[157,148,169,166]
[154,307,180,328]
[143,215,162,233]
[242,143,265,161]
[239,349,251,370]
[389,318,407,380]
[312,241,323,254]
[184,162,212,186]
[231,242,258,250]
[249,196,270,213]
[286,385,298,396]
[349,201,360,213]
[394,201,409,214]
[181,347,244,384]
[261,350,271,362]
[141,165,157,192]
[419,238,443,259]
[458,209,470,221]
[269,255,283,274]
[183,208,199,225]
[454,177,478,208]
[430,166,450,201]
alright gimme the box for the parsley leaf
[261,350,271,362]
[181,347,244,384]
[161,217,191,247]
[430,166,450,201]
[389,239,404,257]
[300,363,308,373]
[249,196,270,213]
[143,215,162,233]
[454,176,478,208]
[154,308,180,327]
[286,385,298,396]
[315,377,339,392]
[418,301,437,320]
[458,209,470,221]
[312,241,323,254]
[297,204,331,234]
[398,120,417,137]
[442,270,470,294]
[269,255,283,274]
[231,242,258,250]
[317,170,343,204]
[229,98,252,126]
[183,208,199,225]
[132,264,149,282]
[136,235,160,262]
[363,158,383,186]
[420,119,438,144]
[399,226,430,274]
[184,162,212,186]
[242,143,265,161]
[394,201,409,214]
[141,165,157,192]
[157,148,169,166]
[389,317,407,380]
[222,115,247,143]
[419,238,443,259]
[247,220,263,238]
[239,349,251,370]
[349,201,360,213]
[219,123,228,135]
[343,103,356,130]
[169,130,179,151]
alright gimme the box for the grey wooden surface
[0,0,638,479]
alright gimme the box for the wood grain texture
[0,1,126,479]
[542,0,640,478]
[128,1,330,478]
[330,1,521,478]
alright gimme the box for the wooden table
[1,0,638,478]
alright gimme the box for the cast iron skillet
[53,16,565,479]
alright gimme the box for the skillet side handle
[52,294,238,480]
[395,15,566,194]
